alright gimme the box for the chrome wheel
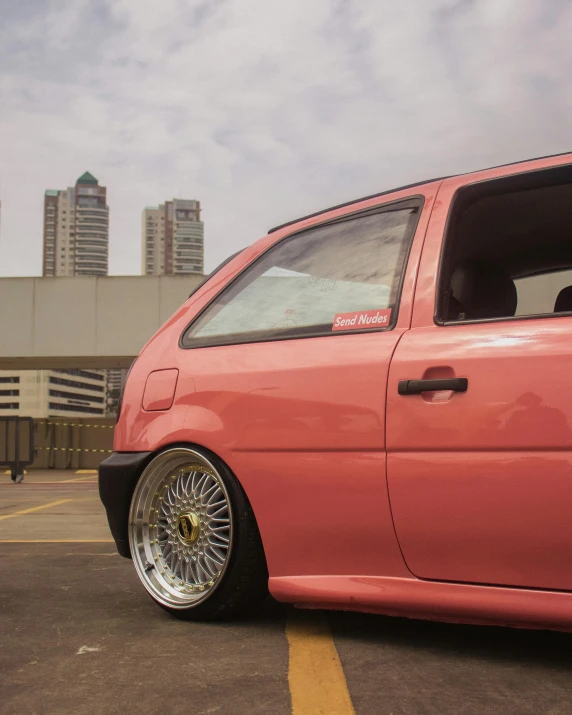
[129,448,233,609]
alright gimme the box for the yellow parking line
[0,499,72,521]
[59,475,98,483]
[286,612,355,715]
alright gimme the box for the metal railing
[0,416,35,483]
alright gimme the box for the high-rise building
[142,199,203,275]
[43,172,109,277]
[1,172,112,420]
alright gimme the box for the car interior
[439,164,572,322]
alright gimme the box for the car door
[176,186,439,580]
[386,155,572,591]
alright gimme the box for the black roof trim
[188,249,244,298]
[268,149,572,235]
[268,177,449,234]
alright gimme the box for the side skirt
[269,575,572,631]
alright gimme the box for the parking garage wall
[30,418,115,470]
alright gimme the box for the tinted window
[515,269,572,315]
[438,166,572,323]
[182,202,421,348]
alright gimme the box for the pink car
[100,151,572,628]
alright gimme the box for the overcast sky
[1,0,571,276]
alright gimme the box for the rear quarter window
[182,199,422,348]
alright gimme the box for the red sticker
[332,308,392,331]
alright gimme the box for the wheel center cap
[177,512,200,544]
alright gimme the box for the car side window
[437,164,572,324]
[514,269,572,316]
[182,200,422,348]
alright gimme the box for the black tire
[129,445,268,621]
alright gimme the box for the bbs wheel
[128,446,267,620]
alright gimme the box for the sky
[1,0,571,277]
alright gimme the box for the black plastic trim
[268,179,445,234]
[398,377,468,395]
[98,451,153,558]
[438,310,572,328]
[180,196,425,350]
[188,249,245,299]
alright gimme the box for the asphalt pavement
[1,471,572,715]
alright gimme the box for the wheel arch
[100,440,268,571]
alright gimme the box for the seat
[554,286,572,313]
[447,262,517,321]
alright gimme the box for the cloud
[1,0,571,276]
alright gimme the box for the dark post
[12,417,22,483]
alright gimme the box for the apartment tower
[43,172,109,277]
[142,199,203,275]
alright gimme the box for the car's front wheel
[128,446,268,620]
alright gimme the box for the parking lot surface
[1,471,572,715]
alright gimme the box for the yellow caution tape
[37,446,112,453]
[36,421,114,429]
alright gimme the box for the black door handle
[398,378,468,395]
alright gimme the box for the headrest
[450,264,475,305]
[554,286,572,313]
[449,262,517,320]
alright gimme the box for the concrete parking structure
[0,275,203,370]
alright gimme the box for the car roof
[268,150,572,234]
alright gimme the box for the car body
[100,151,572,628]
